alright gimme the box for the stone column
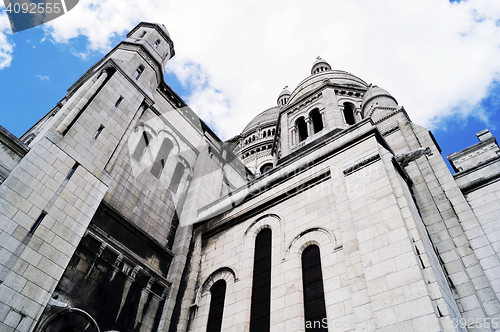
[305,118,312,136]
[56,71,109,135]
[320,110,326,128]
[290,127,296,146]
[354,109,362,122]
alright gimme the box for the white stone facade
[0,22,499,332]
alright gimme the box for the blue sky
[1,0,499,171]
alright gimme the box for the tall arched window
[150,138,173,178]
[132,131,153,161]
[296,117,308,142]
[169,162,186,194]
[310,109,323,133]
[206,280,227,332]
[250,228,272,332]
[343,102,356,125]
[302,245,327,331]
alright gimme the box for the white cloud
[0,10,14,69]
[41,0,500,139]
[36,74,50,80]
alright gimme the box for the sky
[0,0,500,170]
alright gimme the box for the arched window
[302,245,327,331]
[250,228,272,332]
[260,163,273,174]
[132,131,153,161]
[206,280,227,332]
[169,162,186,194]
[154,39,161,48]
[310,109,323,133]
[296,117,308,142]
[133,65,144,80]
[150,138,173,178]
[343,102,356,125]
[272,128,275,135]
[253,135,256,142]
[267,129,271,136]
[263,131,266,138]
[139,31,147,38]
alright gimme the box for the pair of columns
[289,111,326,146]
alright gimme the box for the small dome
[311,57,332,75]
[362,86,397,107]
[361,85,398,116]
[277,88,291,106]
[288,70,368,105]
[279,88,291,97]
[242,106,280,135]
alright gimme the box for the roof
[241,106,281,135]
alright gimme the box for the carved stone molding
[343,154,381,176]
[288,92,323,115]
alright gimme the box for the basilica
[0,22,499,332]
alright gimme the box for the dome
[278,88,291,97]
[288,70,368,104]
[311,57,332,75]
[277,88,291,106]
[242,106,281,135]
[362,86,395,105]
[361,85,398,117]
[362,86,397,107]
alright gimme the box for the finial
[283,85,288,90]
[316,56,321,60]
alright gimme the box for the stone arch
[36,308,100,332]
[146,130,180,179]
[169,155,193,195]
[295,116,308,142]
[193,267,237,332]
[156,129,181,154]
[131,130,153,162]
[284,227,336,261]
[196,267,237,305]
[134,122,158,137]
[308,108,323,134]
[130,123,159,163]
[237,214,284,272]
[342,101,356,125]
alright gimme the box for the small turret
[311,57,331,75]
[361,85,398,119]
[277,86,291,106]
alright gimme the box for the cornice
[126,22,175,58]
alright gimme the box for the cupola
[277,87,291,106]
[311,57,331,75]
[361,85,398,118]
